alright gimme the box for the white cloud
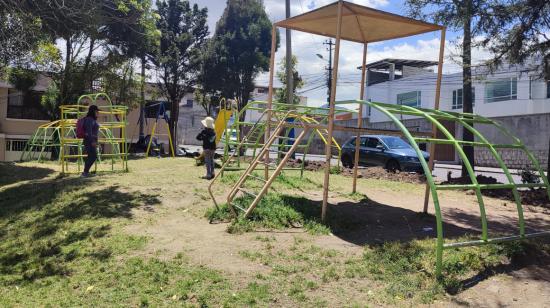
[191,1,490,106]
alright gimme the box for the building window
[257,88,267,94]
[184,99,193,108]
[547,81,550,99]
[92,79,103,93]
[5,139,28,152]
[452,88,475,110]
[485,77,517,103]
[7,89,49,120]
[145,101,170,118]
[397,91,421,107]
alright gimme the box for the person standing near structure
[80,105,100,177]
[197,116,216,179]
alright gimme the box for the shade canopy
[274,1,443,43]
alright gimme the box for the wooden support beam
[352,43,368,193]
[423,28,446,213]
[265,26,278,180]
[321,0,344,221]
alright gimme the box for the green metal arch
[212,98,550,278]
[362,100,550,277]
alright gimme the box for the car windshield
[381,137,412,149]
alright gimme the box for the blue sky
[190,0,485,106]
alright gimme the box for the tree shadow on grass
[0,162,54,187]
[0,175,161,283]
[279,195,477,244]
[279,194,550,292]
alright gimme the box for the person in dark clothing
[82,105,100,177]
[196,116,216,179]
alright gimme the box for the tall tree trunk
[169,99,179,154]
[461,0,475,177]
[139,54,146,139]
[83,37,95,78]
[60,36,72,106]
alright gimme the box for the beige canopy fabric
[274,1,443,43]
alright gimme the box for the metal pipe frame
[364,99,550,277]
[60,94,128,174]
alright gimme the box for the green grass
[206,193,330,235]
[2,159,550,306]
[236,233,547,305]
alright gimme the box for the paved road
[181,144,547,184]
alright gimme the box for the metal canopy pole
[321,0,344,221]
[352,43,368,193]
[285,0,293,105]
[423,28,446,213]
[265,26,278,180]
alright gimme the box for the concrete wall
[473,113,550,170]
[177,93,207,146]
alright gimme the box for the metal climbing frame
[59,93,129,174]
[220,101,348,176]
[212,98,550,277]
[209,108,324,213]
[359,100,550,277]
[20,120,68,162]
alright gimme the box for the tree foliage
[478,0,550,79]
[0,9,45,71]
[405,0,491,176]
[0,0,157,119]
[150,0,209,146]
[208,0,277,116]
[275,55,304,104]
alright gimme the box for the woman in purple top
[82,105,99,177]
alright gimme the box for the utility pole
[285,0,293,105]
[323,39,334,102]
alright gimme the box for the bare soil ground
[121,158,550,307]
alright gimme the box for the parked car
[220,128,238,150]
[340,135,429,172]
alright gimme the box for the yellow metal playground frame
[59,93,128,174]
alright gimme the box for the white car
[220,128,238,150]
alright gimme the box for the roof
[274,1,443,44]
[359,58,439,70]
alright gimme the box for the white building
[337,58,550,168]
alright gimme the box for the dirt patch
[446,243,550,307]
[285,159,427,184]
[341,166,427,184]
[119,158,550,306]
[443,174,550,207]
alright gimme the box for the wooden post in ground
[352,43,368,193]
[321,0,344,221]
[265,26,278,180]
[423,28,446,213]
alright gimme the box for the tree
[151,0,209,150]
[406,0,491,177]
[194,40,220,116]
[102,59,141,107]
[209,0,277,118]
[0,10,46,71]
[478,1,550,173]
[275,55,304,104]
[0,0,156,117]
[479,1,550,79]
